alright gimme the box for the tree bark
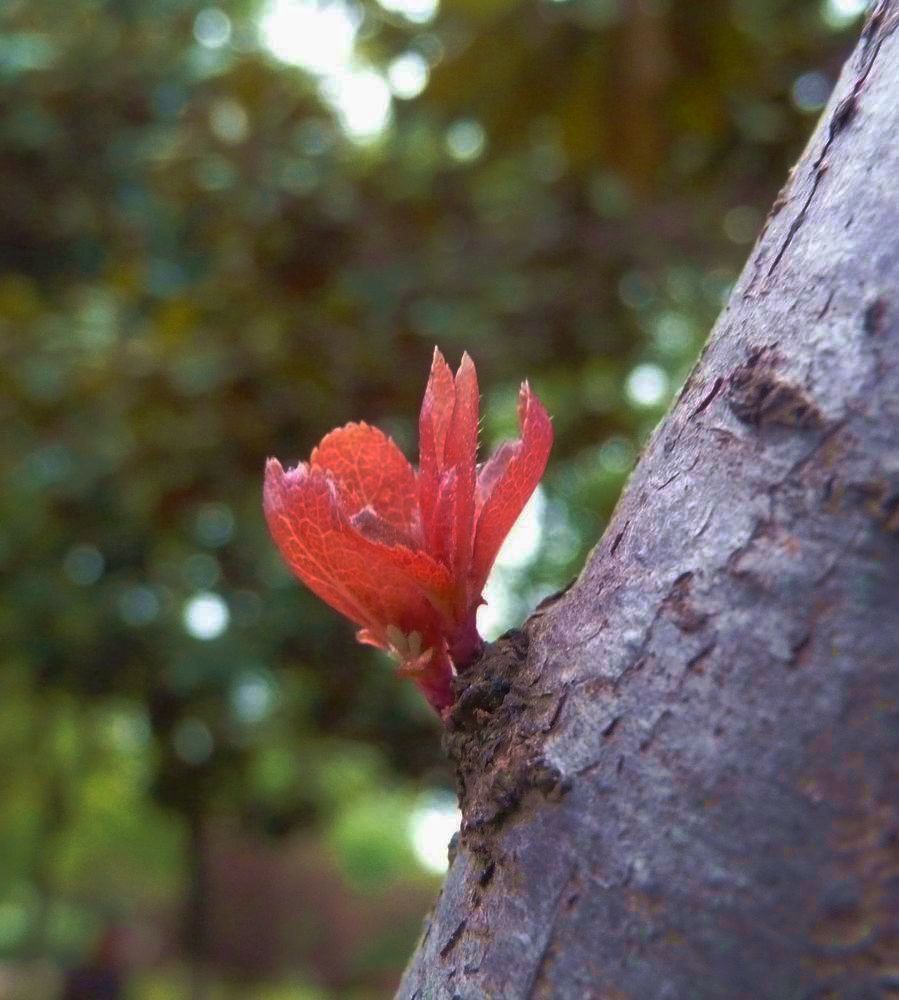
[400,5,899,998]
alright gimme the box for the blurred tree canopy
[0,0,860,987]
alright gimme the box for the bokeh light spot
[626,363,669,408]
[408,792,460,874]
[194,503,234,547]
[64,544,105,586]
[118,586,160,627]
[194,8,232,49]
[182,592,230,640]
[210,98,249,143]
[377,0,439,24]
[259,0,359,75]
[257,0,393,140]
[322,66,392,141]
[652,311,694,356]
[618,269,654,310]
[182,553,221,590]
[822,0,868,29]
[388,52,429,99]
[173,717,214,765]
[599,436,636,475]
[231,672,277,724]
[446,119,486,162]
[26,443,74,487]
[477,487,546,639]
[723,205,761,245]
[791,71,832,113]
[496,485,546,572]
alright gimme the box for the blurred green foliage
[0,0,859,991]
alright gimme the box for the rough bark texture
[400,6,899,998]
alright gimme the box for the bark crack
[522,864,579,999]
[764,2,893,280]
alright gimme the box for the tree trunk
[400,5,899,998]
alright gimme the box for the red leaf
[264,459,452,644]
[262,349,553,715]
[418,347,456,548]
[444,352,479,604]
[471,381,553,592]
[427,467,458,570]
[311,422,418,537]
